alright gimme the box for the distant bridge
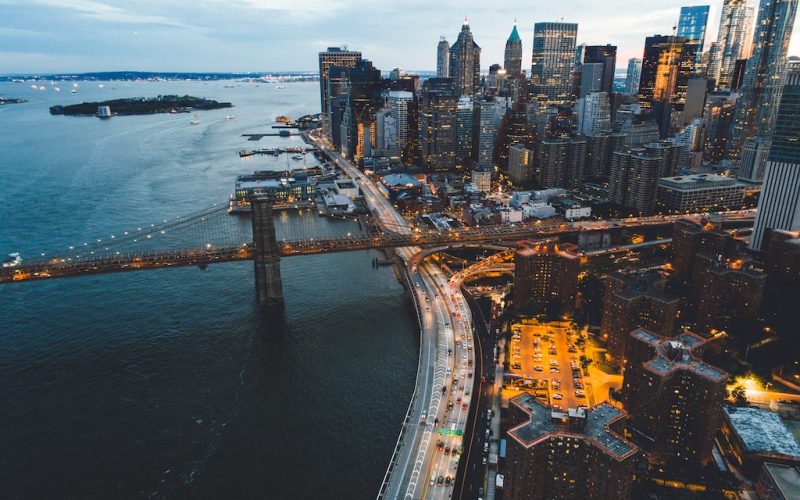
[0,197,755,309]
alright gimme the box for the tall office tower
[449,19,481,97]
[751,66,800,250]
[707,0,755,89]
[730,0,798,175]
[575,42,587,66]
[677,5,711,64]
[513,243,580,314]
[455,97,474,167]
[531,22,579,102]
[419,78,458,171]
[318,47,362,125]
[609,143,682,214]
[622,329,727,466]
[496,103,533,169]
[388,91,414,152]
[625,58,642,95]
[437,37,450,78]
[584,44,617,95]
[375,107,397,153]
[343,60,383,161]
[508,144,533,186]
[600,273,679,365]
[326,66,350,150]
[578,63,605,98]
[476,99,500,168]
[505,395,638,500]
[677,76,709,126]
[692,253,766,333]
[537,138,587,189]
[576,91,612,136]
[702,94,736,164]
[639,35,697,110]
[504,21,523,76]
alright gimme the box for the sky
[1,0,799,74]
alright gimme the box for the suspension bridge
[0,194,755,308]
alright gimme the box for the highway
[308,132,477,500]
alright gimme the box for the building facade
[449,19,482,97]
[656,173,746,213]
[419,78,458,171]
[531,22,579,103]
[513,243,580,314]
[707,0,755,90]
[437,37,450,78]
[676,5,710,64]
[625,58,642,95]
[505,22,523,76]
[318,47,362,127]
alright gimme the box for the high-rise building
[656,173,746,213]
[578,62,605,99]
[508,144,533,186]
[622,329,728,466]
[388,91,414,152]
[609,143,682,214]
[583,132,628,177]
[537,137,587,190]
[584,44,617,95]
[476,99,501,168]
[730,0,798,174]
[342,60,384,161]
[751,67,800,250]
[638,35,697,111]
[513,243,580,314]
[692,252,766,333]
[318,47,362,127]
[472,166,492,193]
[676,5,711,64]
[505,395,639,500]
[449,19,481,97]
[455,97,474,167]
[531,22,579,102]
[437,37,450,78]
[505,21,523,76]
[708,0,755,89]
[671,218,745,281]
[576,91,612,136]
[702,93,736,163]
[625,58,642,95]
[419,78,457,171]
[600,273,679,365]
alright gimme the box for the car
[437,475,444,485]
[445,476,451,486]
[552,405,564,412]
[534,365,544,372]
[444,446,450,454]
[576,392,586,398]
[553,393,563,400]
[462,403,468,410]
[550,367,560,373]
[512,363,521,370]
[550,359,558,366]
[437,440,445,448]
[456,397,461,404]
[465,389,470,395]
[482,456,487,465]
[430,474,436,485]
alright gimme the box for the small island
[0,97,27,105]
[49,95,232,116]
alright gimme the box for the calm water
[0,81,417,499]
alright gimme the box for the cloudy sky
[1,0,798,74]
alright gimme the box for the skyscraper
[437,37,450,78]
[419,78,458,171]
[751,65,800,250]
[476,99,500,168]
[638,35,697,110]
[388,91,414,152]
[513,243,580,314]
[730,0,798,175]
[707,0,755,90]
[318,47,362,125]
[449,19,481,97]
[531,22,579,102]
[584,44,617,95]
[676,5,711,64]
[625,58,642,95]
[576,91,612,136]
[455,97,474,167]
[342,59,383,161]
[504,21,523,76]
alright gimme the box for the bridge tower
[251,195,284,309]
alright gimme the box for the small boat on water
[226,114,235,120]
[291,154,304,161]
[190,114,200,125]
[3,253,22,268]
[71,89,77,94]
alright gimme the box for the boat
[275,86,285,90]
[190,114,200,125]
[292,154,304,161]
[226,114,235,120]
[71,89,77,94]
[275,115,292,124]
[2,253,22,268]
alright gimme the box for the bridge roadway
[0,212,754,285]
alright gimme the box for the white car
[552,393,563,400]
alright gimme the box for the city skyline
[3,0,800,74]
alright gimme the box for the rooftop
[724,406,800,458]
[761,463,800,498]
[508,394,637,460]
[658,173,741,190]
[631,328,727,382]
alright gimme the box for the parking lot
[506,321,588,411]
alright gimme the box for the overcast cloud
[0,0,798,74]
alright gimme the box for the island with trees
[49,95,232,116]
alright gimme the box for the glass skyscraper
[676,5,711,63]
[531,22,579,103]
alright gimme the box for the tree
[580,355,593,370]
[730,385,748,406]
